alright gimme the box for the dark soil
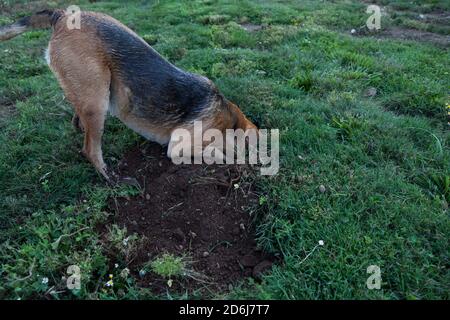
[355,1,449,47]
[104,142,275,295]
[379,27,450,47]
[352,26,449,47]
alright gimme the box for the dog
[0,9,257,182]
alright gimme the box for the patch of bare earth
[420,12,450,26]
[0,99,16,127]
[355,1,449,47]
[379,27,449,47]
[352,23,449,47]
[102,142,276,295]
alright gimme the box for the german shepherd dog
[0,9,257,182]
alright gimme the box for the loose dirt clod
[104,142,275,295]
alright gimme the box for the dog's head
[225,100,258,132]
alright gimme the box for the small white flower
[114,263,119,268]
[234,183,240,189]
[105,280,114,287]
[122,237,129,246]
[351,29,356,34]
[318,240,324,246]
[42,277,49,284]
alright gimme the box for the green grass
[0,0,449,300]
[150,254,186,279]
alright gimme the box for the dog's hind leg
[49,50,112,180]
[63,78,111,181]
[78,92,110,181]
[46,21,116,181]
[72,114,84,132]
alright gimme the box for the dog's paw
[103,168,119,186]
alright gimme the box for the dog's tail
[0,10,63,41]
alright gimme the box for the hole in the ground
[101,142,276,295]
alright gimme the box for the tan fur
[0,23,26,41]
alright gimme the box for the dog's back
[88,13,217,124]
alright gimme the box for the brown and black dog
[0,9,257,181]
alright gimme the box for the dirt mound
[104,142,274,295]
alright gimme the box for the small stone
[350,28,356,34]
[145,194,150,200]
[319,185,326,193]
[202,251,210,258]
[173,228,185,242]
[239,223,246,231]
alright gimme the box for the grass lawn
[0,0,449,299]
